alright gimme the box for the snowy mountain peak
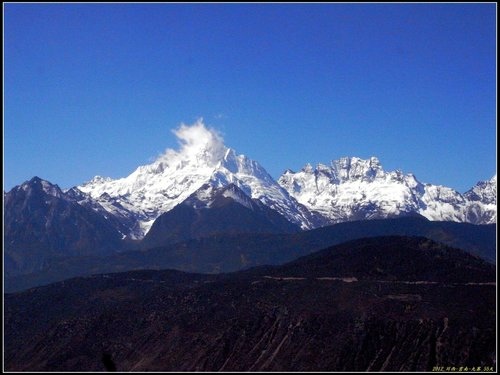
[85,176,113,185]
[329,156,384,182]
[278,156,421,222]
[279,156,496,225]
[462,174,497,224]
[289,156,396,186]
[17,177,65,199]
[76,120,312,238]
[464,174,497,205]
[302,163,314,173]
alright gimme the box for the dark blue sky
[4,3,496,192]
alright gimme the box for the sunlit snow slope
[77,120,313,238]
[278,157,496,225]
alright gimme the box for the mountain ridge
[4,177,125,277]
[5,236,496,372]
[4,216,495,293]
[7,122,493,242]
[278,157,496,226]
[73,122,495,239]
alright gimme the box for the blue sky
[4,3,496,192]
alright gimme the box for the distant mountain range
[4,122,496,286]
[279,157,496,225]
[5,236,496,372]
[75,123,496,239]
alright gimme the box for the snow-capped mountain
[6,120,496,246]
[464,174,497,204]
[464,175,497,224]
[278,157,496,225]
[77,120,315,239]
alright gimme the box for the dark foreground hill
[5,216,496,293]
[4,236,496,372]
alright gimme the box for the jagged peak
[74,120,312,237]
[331,156,382,169]
[280,156,431,194]
[468,174,496,188]
[316,163,330,171]
[469,175,497,190]
[295,157,384,175]
[6,176,66,200]
[302,163,314,173]
[79,120,275,195]
[293,156,386,182]
[22,176,49,187]
[464,174,497,204]
[80,120,230,190]
[27,176,44,184]
[83,175,113,186]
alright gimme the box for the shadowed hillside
[5,216,496,293]
[5,236,496,372]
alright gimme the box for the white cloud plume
[158,118,228,167]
